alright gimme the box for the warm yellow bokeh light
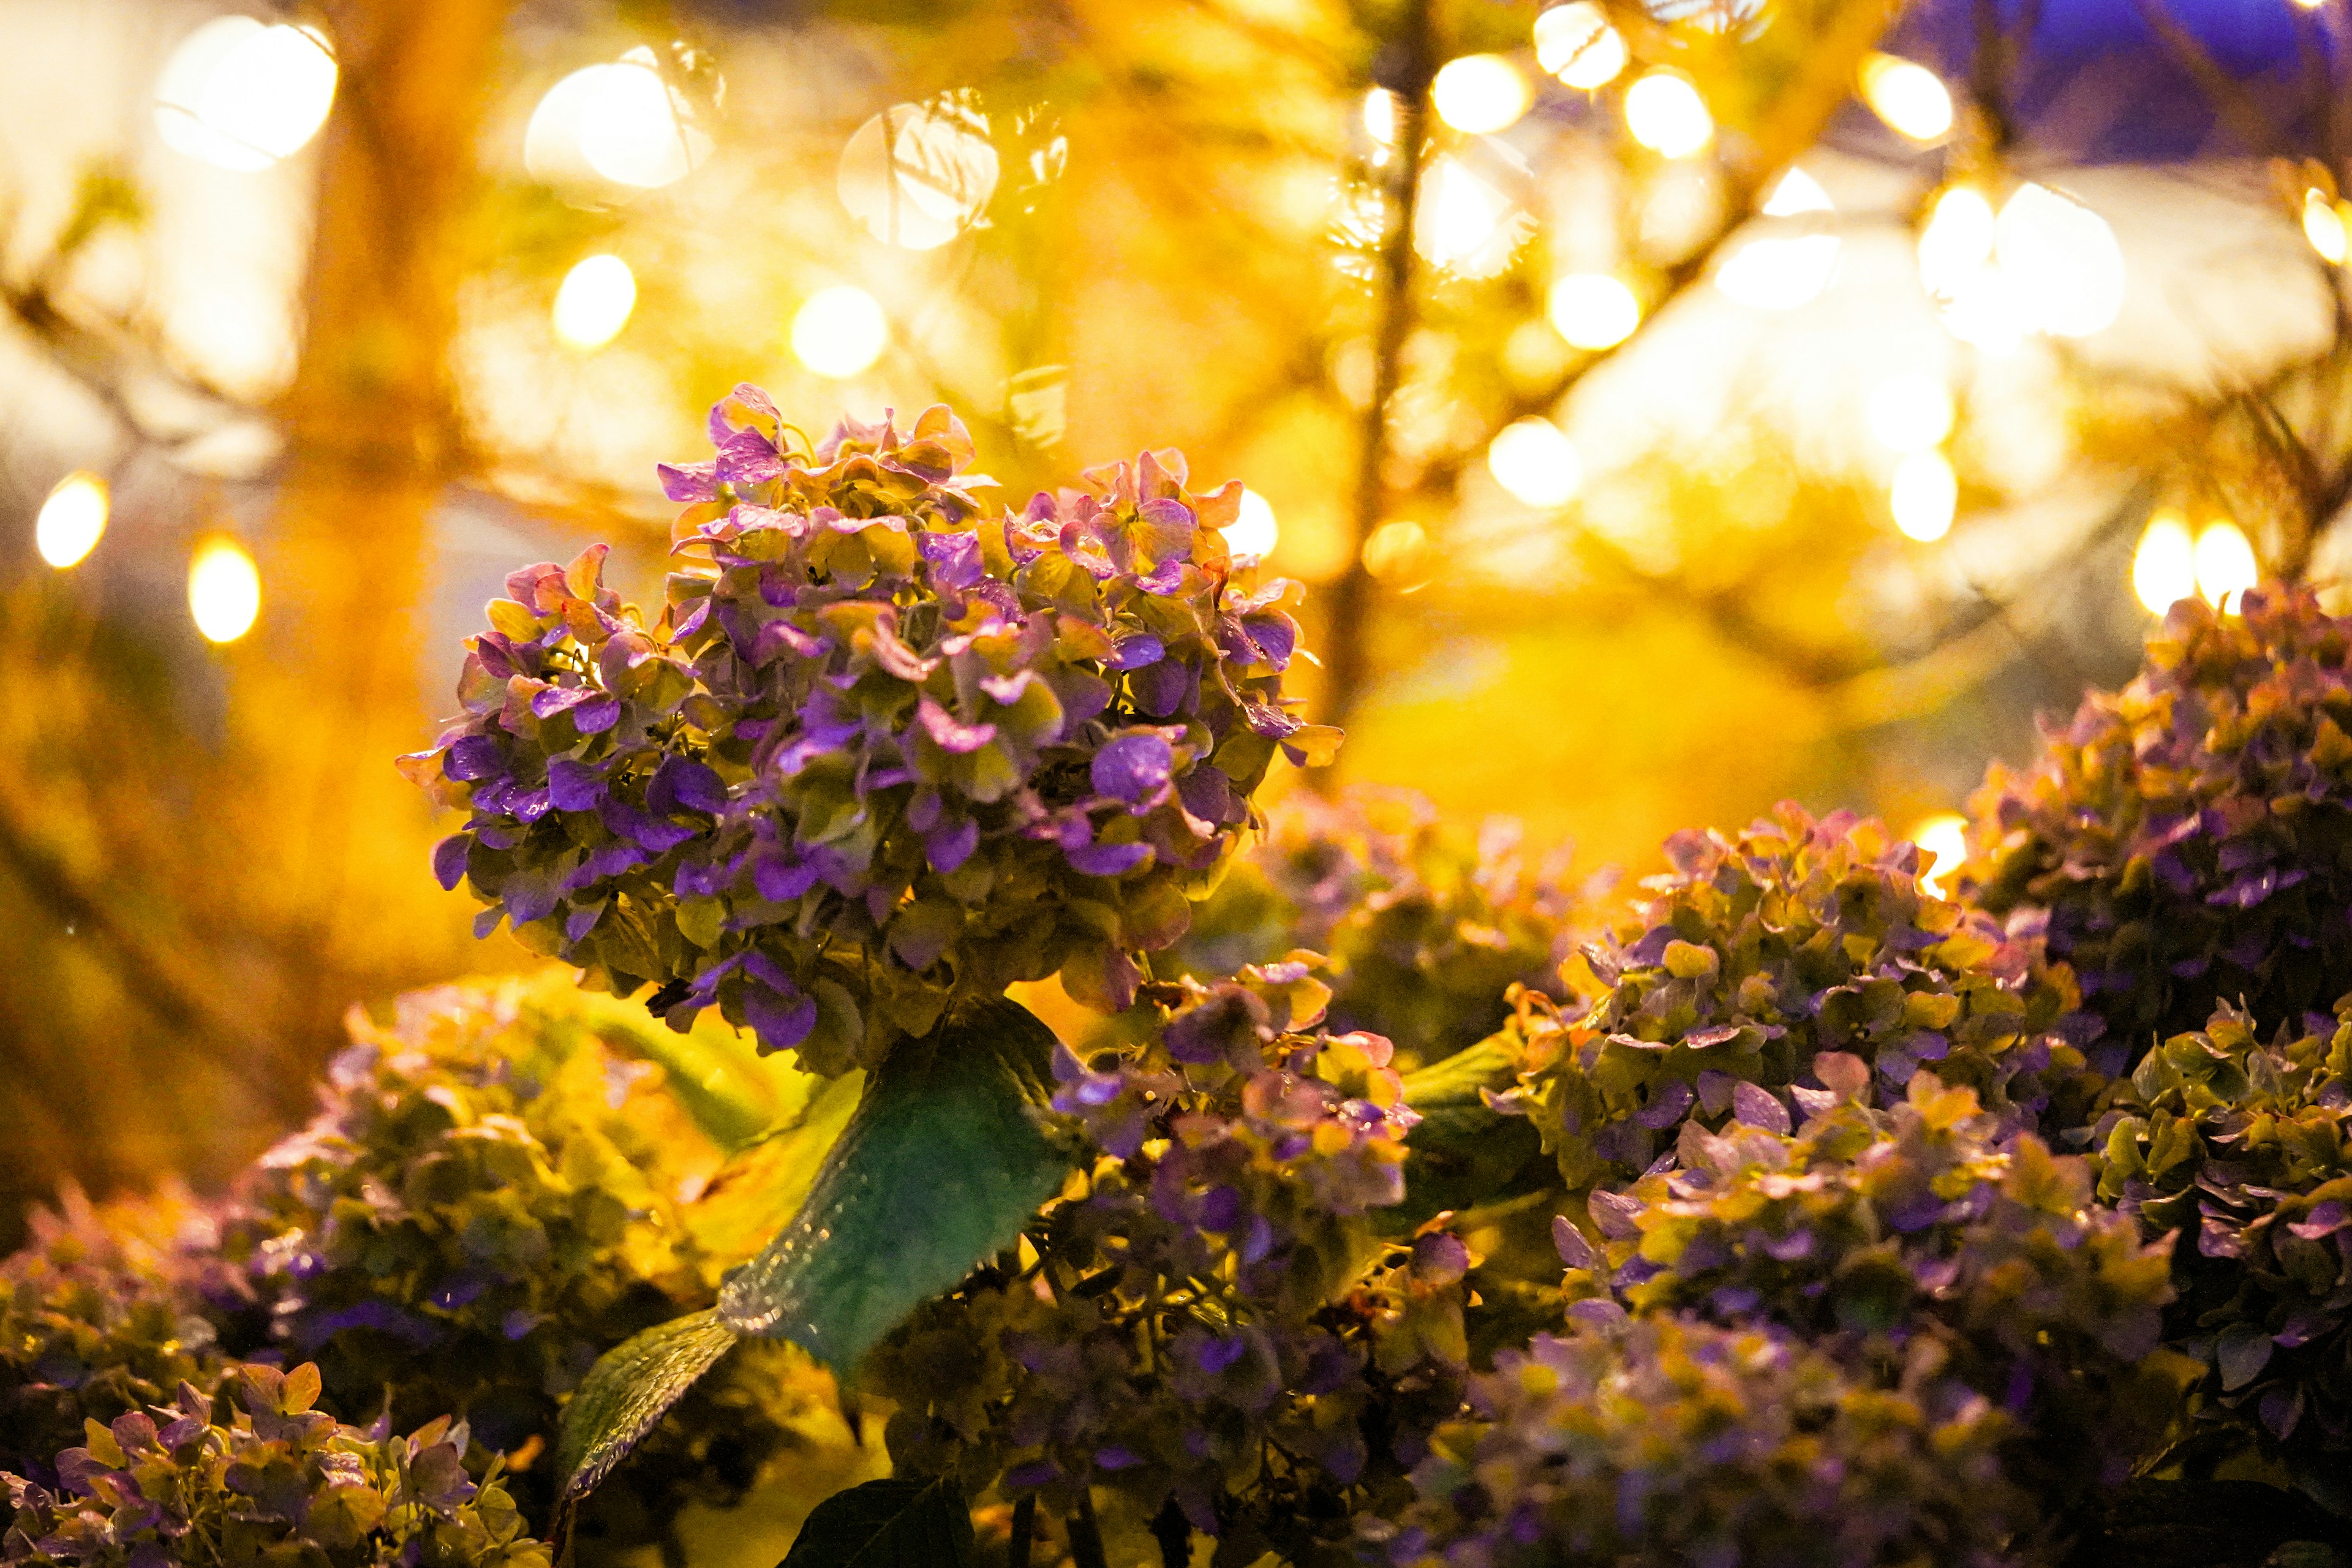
[551,254,637,352]
[1362,88,1399,148]
[526,50,710,190]
[1910,813,1969,898]
[1414,157,1520,276]
[1547,273,1642,349]
[154,17,337,172]
[34,472,108,570]
[1762,167,1834,218]
[1890,451,1957,541]
[1487,418,1583,508]
[2132,511,2197,615]
[189,537,261,644]
[2304,189,2349,266]
[791,285,890,379]
[839,102,1000,251]
[1534,2,1628,90]
[1996,183,2125,338]
[1866,372,1954,453]
[1917,184,1997,299]
[2194,521,2258,612]
[1433,55,1532,135]
[1223,489,1280,557]
[1858,52,1954,142]
[1714,235,1840,309]
[1623,72,1713,159]
[1362,519,1431,587]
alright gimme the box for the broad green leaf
[1384,1038,1547,1231]
[555,1308,738,1501]
[777,1476,974,1568]
[718,998,1073,1368]
[570,991,820,1151]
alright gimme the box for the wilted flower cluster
[224,978,826,1553]
[2091,998,2352,1482]
[1150,785,1594,1068]
[404,396,1332,1076]
[0,1363,549,1567]
[1378,1314,2040,1568]
[1556,1070,2176,1513]
[865,961,1466,1563]
[1508,802,2092,1187]
[0,1186,240,1480]
[1963,586,2352,1052]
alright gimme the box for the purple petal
[658,461,720,503]
[927,818,980,873]
[432,834,471,891]
[919,529,986,591]
[1069,841,1154,877]
[548,758,605,812]
[916,696,998,755]
[445,734,502,782]
[745,984,818,1055]
[1091,733,1175,806]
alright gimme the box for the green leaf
[555,1308,739,1502]
[718,997,1073,1368]
[569,991,820,1151]
[778,1476,974,1568]
[1384,1038,1547,1232]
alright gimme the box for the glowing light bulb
[1910,813,1968,898]
[154,17,337,172]
[1867,372,1954,453]
[189,537,260,644]
[1487,418,1583,507]
[1547,273,1642,349]
[839,100,1000,251]
[1624,71,1713,159]
[1363,88,1400,148]
[551,254,636,352]
[1917,184,1997,298]
[34,472,108,569]
[2132,511,2197,614]
[525,50,710,189]
[1890,451,1957,541]
[791,285,889,379]
[1996,183,2125,338]
[1433,55,1532,135]
[1536,3,1629,89]
[1223,489,1280,557]
[2194,521,2258,611]
[2304,189,2348,266]
[1858,52,1953,142]
[1362,519,1431,589]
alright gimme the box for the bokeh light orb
[189,537,261,644]
[154,17,337,172]
[791,285,890,379]
[552,254,636,352]
[1534,3,1629,89]
[34,472,107,570]
[1433,55,1532,135]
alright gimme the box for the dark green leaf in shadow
[555,1308,739,1502]
[778,1475,974,1568]
[718,998,1072,1369]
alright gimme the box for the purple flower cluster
[1962,586,2352,1050]
[1,1364,549,1567]
[1553,1069,2176,1515]
[404,396,1333,1075]
[1376,1313,2039,1568]
[2091,998,2352,1479]
[0,1188,241,1482]
[864,962,1466,1562]
[1507,801,2093,1186]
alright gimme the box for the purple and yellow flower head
[404,393,1335,1073]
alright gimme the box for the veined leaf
[778,1476,973,1568]
[555,1308,739,1501]
[718,998,1072,1368]
[1385,1037,1546,1231]
[570,991,820,1151]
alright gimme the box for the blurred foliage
[1,1365,551,1568]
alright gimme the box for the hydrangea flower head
[864,961,1464,1562]
[1963,586,2352,1051]
[405,394,1332,1074]
[1509,802,2091,1186]
[2092,997,2352,1477]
